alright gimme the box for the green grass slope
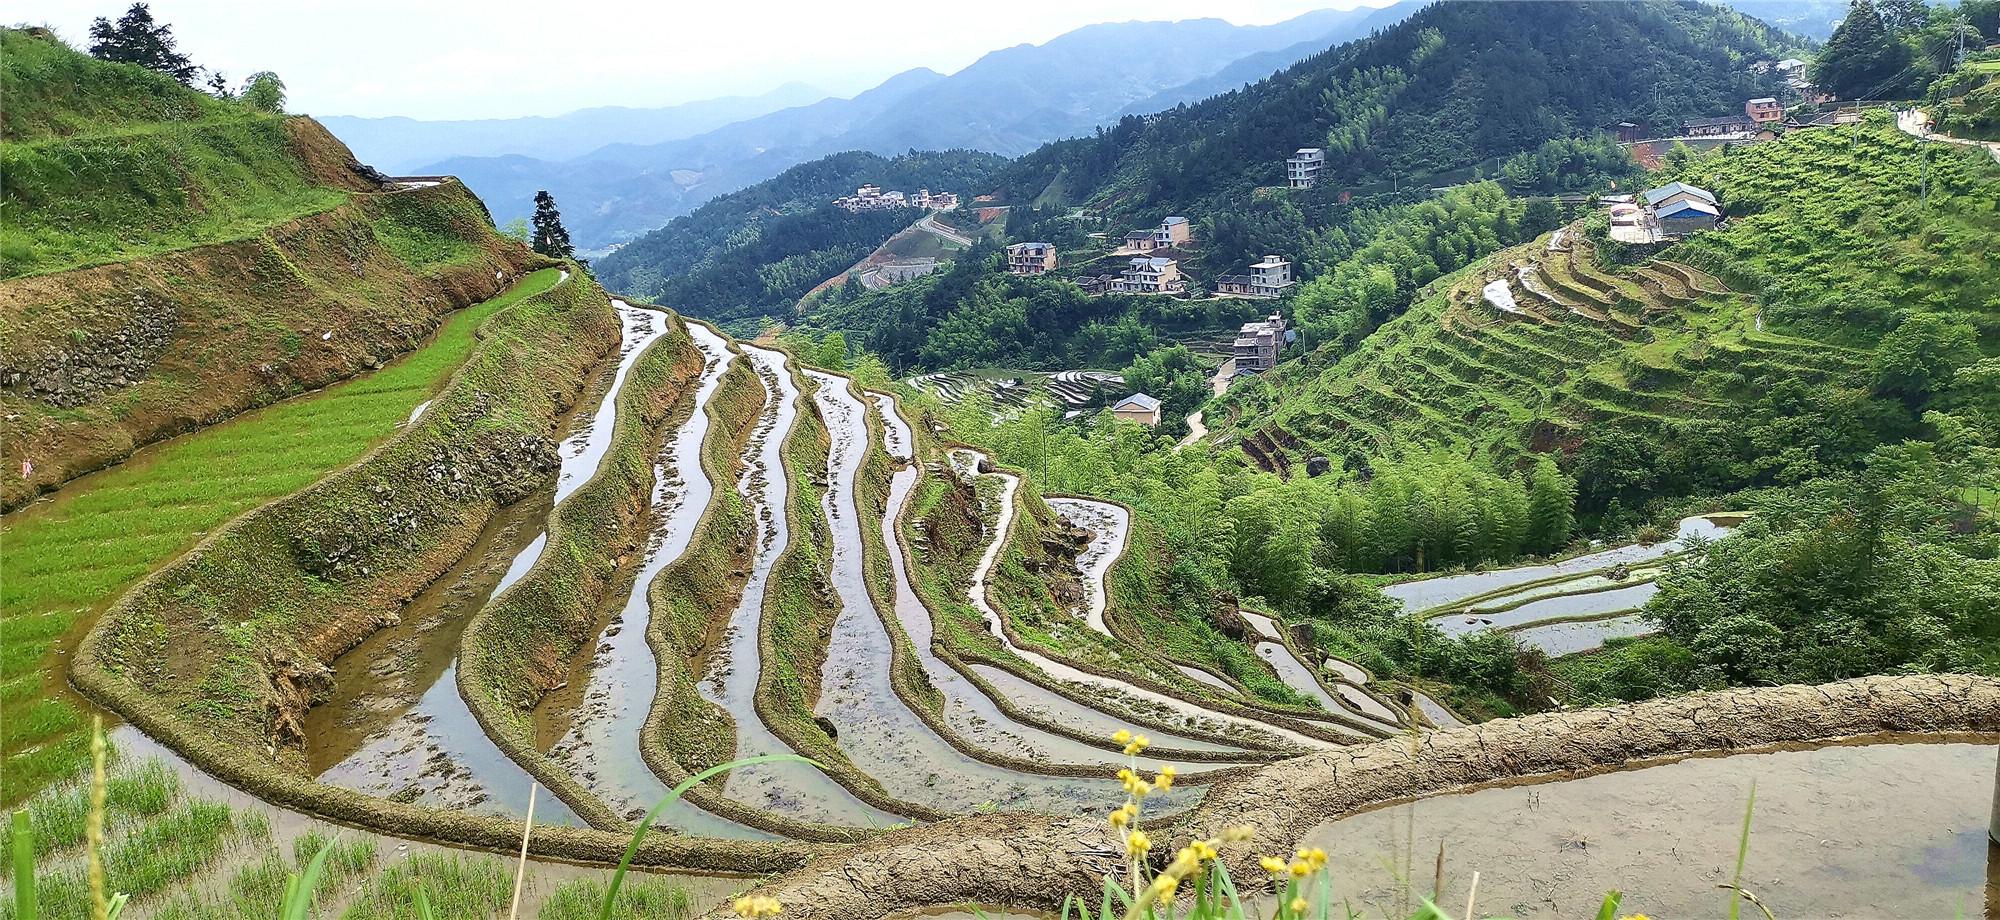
[0,28,537,509]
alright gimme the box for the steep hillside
[993,0,1791,220]
[427,10,1393,249]
[594,149,1006,323]
[0,29,536,509]
[1224,117,1998,526]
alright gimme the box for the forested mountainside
[422,9,1403,250]
[593,149,1005,322]
[0,27,537,508]
[992,0,1793,221]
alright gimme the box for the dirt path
[1899,107,2000,163]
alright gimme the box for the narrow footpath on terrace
[808,373,1215,815]
[694,344,908,827]
[947,448,1338,752]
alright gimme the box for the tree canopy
[87,3,196,85]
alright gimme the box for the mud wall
[1,179,537,510]
[725,673,2000,918]
[454,310,705,829]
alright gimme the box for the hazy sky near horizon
[23,0,1395,120]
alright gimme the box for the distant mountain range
[356,5,1415,250]
[319,82,825,174]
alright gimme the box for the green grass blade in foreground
[277,835,334,920]
[597,755,817,920]
[1727,780,1756,920]
[10,811,34,920]
[1593,891,1622,920]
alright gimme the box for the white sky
[19,0,1394,120]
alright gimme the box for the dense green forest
[987,0,1791,222]
[593,148,1006,321]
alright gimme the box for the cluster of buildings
[1680,97,1787,138]
[1606,181,1721,243]
[833,184,959,213]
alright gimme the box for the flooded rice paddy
[1401,515,1741,655]
[1299,741,1996,918]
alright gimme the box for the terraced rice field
[34,289,1472,859]
[0,268,564,804]
[1397,514,1741,655]
[1248,227,1871,468]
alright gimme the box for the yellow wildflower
[1123,734,1151,756]
[1288,860,1311,878]
[1619,915,1652,920]
[1191,839,1220,861]
[1260,856,1288,875]
[1146,874,1180,906]
[1126,830,1152,856]
[1288,896,1309,914]
[1112,729,1133,745]
[1108,808,1132,829]
[1167,848,1202,879]
[1222,823,1255,843]
[1116,768,1152,797]
[1154,766,1177,791]
[731,895,784,917]
[1295,847,1328,870]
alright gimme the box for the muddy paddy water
[696,345,906,827]
[311,302,669,824]
[1298,741,1996,918]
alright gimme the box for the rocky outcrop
[718,674,2000,919]
[2,297,177,407]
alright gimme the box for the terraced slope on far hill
[0,28,536,510]
[1225,118,1996,475]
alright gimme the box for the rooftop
[1643,182,1716,206]
[1129,257,1176,269]
[1113,392,1162,412]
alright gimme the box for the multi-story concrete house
[1112,256,1185,294]
[1006,242,1057,275]
[1745,97,1784,125]
[1286,147,1325,188]
[1215,255,1296,298]
[1233,313,1289,374]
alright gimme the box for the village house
[1286,147,1325,189]
[1075,273,1120,294]
[1233,313,1290,374]
[1109,392,1162,426]
[910,188,959,210]
[1745,97,1784,126]
[1005,242,1057,275]
[1112,256,1185,294]
[1215,254,1296,298]
[1121,216,1192,252]
[1644,182,1721,237]
[1681,114,1758,137]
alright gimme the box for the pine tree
[88,3,197,84]
[530,191,575,259]
[1812,0,1917,99]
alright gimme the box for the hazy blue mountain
[1714,0,1845,38]
[422,8,1405,250]
[318,81,825,173]
[1115,1,1421,118]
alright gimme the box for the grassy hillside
[1224,117,1998,525]
[0,29,378,279]
[992,0,1790,220]
[0,28,537,509]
